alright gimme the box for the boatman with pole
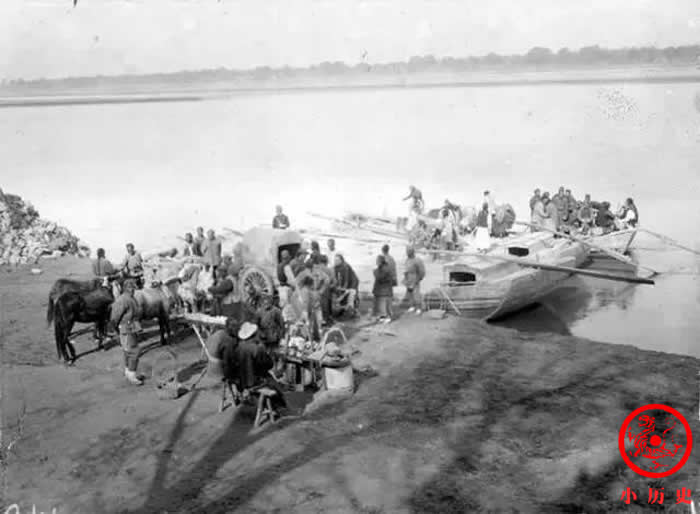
[403,185,424,215]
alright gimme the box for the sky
[1,0,699,80]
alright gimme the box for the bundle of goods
[282,322,322,359]
[0,188,90,266]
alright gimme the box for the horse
[112,276,175,346]
[47,277,103,327]
[176,263,214,313]
[52,282,115,364]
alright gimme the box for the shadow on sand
[113,314,681,513]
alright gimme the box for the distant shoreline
[2,67,700,108]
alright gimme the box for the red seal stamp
[618,404,693,478]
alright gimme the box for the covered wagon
[236,227,304,301]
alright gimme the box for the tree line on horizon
[4,44,700,88]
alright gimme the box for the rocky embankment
[0,188,90,266]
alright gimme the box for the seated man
[595,201,617,234]
[236,321,286,408]
[332,254,359,318]
[207,316,243,403]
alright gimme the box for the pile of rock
[0,188,90,266]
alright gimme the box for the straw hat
[238,321,258,340]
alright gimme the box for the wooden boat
[423,232,588,321]
[587,227,637,255]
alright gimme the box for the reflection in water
[493,242,700,358]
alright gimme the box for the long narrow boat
[423,232,588,321]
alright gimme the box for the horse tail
[53,299,64,359]
[47,294,55,327]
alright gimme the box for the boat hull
[425,235,588,321]
[588,228,637,255]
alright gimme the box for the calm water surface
[2,82,699,356]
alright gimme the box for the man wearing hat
[110,279,144,385]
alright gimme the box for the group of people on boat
[529,187,639,235]
[401,186,516,252]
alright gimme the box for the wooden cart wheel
[239,265,275,303]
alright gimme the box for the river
[2,79,699,355]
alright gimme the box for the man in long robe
[577,194,594,234]
[543,196,560,233]
[201,229,223,277]
[92,248,115,278]
[531,197,547,230]
[235,322,285,409]
[529,189,541,215]
[403,247,426,314]
[110,279,143,385]
[193,227,205,257]
[207,317,242,402]
[552,187,568,227]
[332,254,359,317]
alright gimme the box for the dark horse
[46,277,103,327]
[52,285,115,364]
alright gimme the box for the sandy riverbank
[1,256,699,513]
[2,66,700,108]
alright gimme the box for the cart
[235,227,304,303]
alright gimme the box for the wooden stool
[218,380,238,413]
[252,387,278,428]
